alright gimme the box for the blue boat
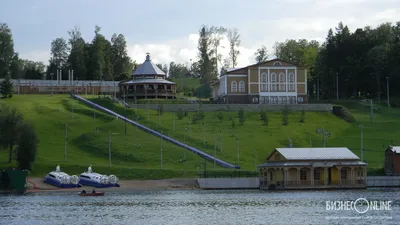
[43,165,82,188]
[78,166,120,188]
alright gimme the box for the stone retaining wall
[132,104,333,112]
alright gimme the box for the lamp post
[183,128,187,160]
[64,124,68,161]
[108,130,119,168]
[136,117,140,147]
[202,122,206,147]
[160,131,163,169]
[359,125,364,162]
[220,129,223,152]
[213,135,217,168]
[336,72,339,100]
[288,137,293,148]
[386,77,390,110]
[172,110,175,132]
[93,105,96,132]
[236,137,240,164]
[316,128,331,147]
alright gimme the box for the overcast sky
[1,0,399,67]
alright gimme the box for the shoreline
[16,177,199,193]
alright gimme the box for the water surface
[0,188,399,225]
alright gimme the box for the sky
[1,0,399,69]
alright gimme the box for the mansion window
[239,80,245,92]
[273,61,282,66]
[314,170,321,180]
[270,73,277,91]
[289,72,295,91]
[278,96,287,104]
[341,169,348,180]
[261,72,267,91]
[270,97,278,104]
[279,72,285,91]
[231,81,237,92]
[300,169,307,180]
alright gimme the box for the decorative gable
[258,59,296,67]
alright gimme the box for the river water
[0,188,399,225]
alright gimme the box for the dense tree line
[0,23,46,79]
[272,21,400,102]
[46,25,135,81]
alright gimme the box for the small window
[231,81,237,92]
[273,61,282,66]
[300,169,307,180]
[49,174,56,178]
[261,73,267,91]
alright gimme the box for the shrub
[260,109,268,126]
[216,111,224,122]
[332,105,356,123]
[282,105,289,126]
[176,108,184,120]
[231,120,236,129]
[299,108,305,123]
[238,108,245,125]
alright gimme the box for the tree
[260,109,268,126]
[282,105,289,125]
[0,74,13,98]
[0,23,15,78]
[227,28,241,68]
[67,26,87,80]
[210,26,227,73]
[176,108,184,120]
[49,37,69,70]
[87,25,106,80]
[216,110,224,122]
[197,25,216,85]
[254,45,268,63]
[299,108,305,123]
[16,122,38,170]
[238,108,245,125]
[0,106,24,162]
[195,84,212,98]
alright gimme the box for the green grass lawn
[0,94,395,178]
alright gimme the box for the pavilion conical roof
[132,53,166,76]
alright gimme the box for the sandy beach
[23,177,200,193]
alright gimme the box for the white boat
[78,166,120,188]
[43,165,81,188]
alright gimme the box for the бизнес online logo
[326,198,392,214]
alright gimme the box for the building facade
[258,148,367,190]
[216,59,308,104]
[119,53,176,99]
[384,146,400,175]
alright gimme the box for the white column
[286,69,288,92]
[267,69,270,92]
[324,167,328,186]
[310,168,314,186]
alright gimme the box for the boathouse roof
[132,53,166,76]
[267,147,360,161]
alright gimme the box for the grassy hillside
[0,95,206,179]
[92,98,397,170]
[0,94,393,178]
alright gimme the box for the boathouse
[384,146,400,175]
[257,147,367,190]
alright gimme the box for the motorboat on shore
[43,165,81,188]
[79,192,105,196]
[78,166,120,188]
